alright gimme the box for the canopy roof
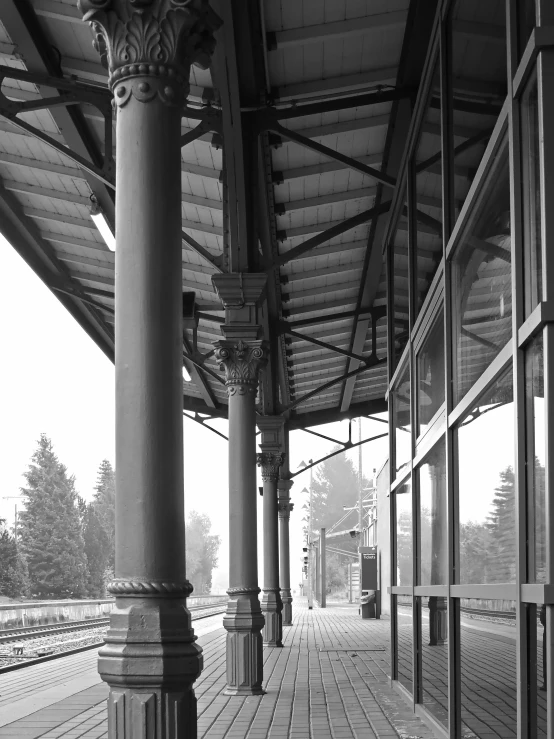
[0,0,506,430]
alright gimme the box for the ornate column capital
[278,500,294,520]
[78,0,221,103]
[277,478,294,495]
[257,452,285,482]
[214,339,268,396]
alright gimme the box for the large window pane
[451,140,512,403]
[419,596,448,729]
[458,371,515,584]
[396,594,413,694]
[396,479,412,586]
[416,311,445,436]
[393,362,411,479]
[522,74,542,316]
[526,333,546,582]
[460,599,517,738]
[419,438,447,585]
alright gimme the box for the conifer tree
[83,504,109,597]
[93,459,115,569]
[19,434,89,598]
[0,520,30,598]
[185,511,220,594]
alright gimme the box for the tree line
[1,434,220,600]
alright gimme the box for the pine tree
[185,511,220,594]
[83,504,109,597]
[0,520,30,598]
[93,459,115,570]
[486,465,516,582]
[19,434,89,598]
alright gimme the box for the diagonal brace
[270,122,395,188]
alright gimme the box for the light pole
[2,496,22,550]
[299,458,313,609]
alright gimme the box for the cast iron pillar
[277,441,294,626]
[78,2,220,737]
[213,273,268,695]
[257,417,285,647]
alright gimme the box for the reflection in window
[419,438,447,585]
[419,596,448,728]
[396,479,412,586]
[460,599,517,737]
[396,594,413,694]
[458,371,515,584]
[526,334,546,582]
[522,75,542,316]
[393,362,411,478]
[417,311,445,435]
[526,603,547,738]
[451,140,512,403]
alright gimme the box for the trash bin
[360,592,376,619]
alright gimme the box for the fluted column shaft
[77,3,220,737]
[258,451,284,646]
[212,273,268,695]
[278,493,294,625]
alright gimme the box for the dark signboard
[359,546,378,590]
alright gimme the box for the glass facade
[457,371,515,584]
[418,438,447,585]
[522,74,542,316]
[460,600,517,737]
[526,333,546,582]
[386,5,554,736]
[451,140,512,404]
[396,594,413,694]
[416,311,444,436]
[392,362,411,480]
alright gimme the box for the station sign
[359,546,378,590]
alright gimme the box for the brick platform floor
[0,602,438,739]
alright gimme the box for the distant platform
[0,601,438,739]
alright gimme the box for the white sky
[0,236,390,595]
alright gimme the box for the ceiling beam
[278,187,377,213]
[267,10,407,49]
[273,68,397,103]
[278,153,382,183]
[1,0,115,224]
[340,0,441,413]
[283,114,389,141]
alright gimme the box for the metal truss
[183,411,228,441]
[289,430,388,479]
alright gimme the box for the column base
[224,590,265,695]
[428,596,448,646]
[99,597,202,739]
[261,588,283,647]
[282,590,292,626]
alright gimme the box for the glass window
[419,596,448,728]
[451,139,512,404]
[457,370,515,584]
[416,311,445,436]
[419,438,447,585]
[396,594,413,694]
[525,333,546,582]
[522,74,542,316]
[393,362,411,479]
[460,599,517,738]
[396,479,412,586]
[526,603,547,738]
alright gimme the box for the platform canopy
[0,0,503,430]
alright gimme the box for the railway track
[0,600,227,644]
[0,601,227,673]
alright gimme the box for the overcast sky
[0,236,391,595]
